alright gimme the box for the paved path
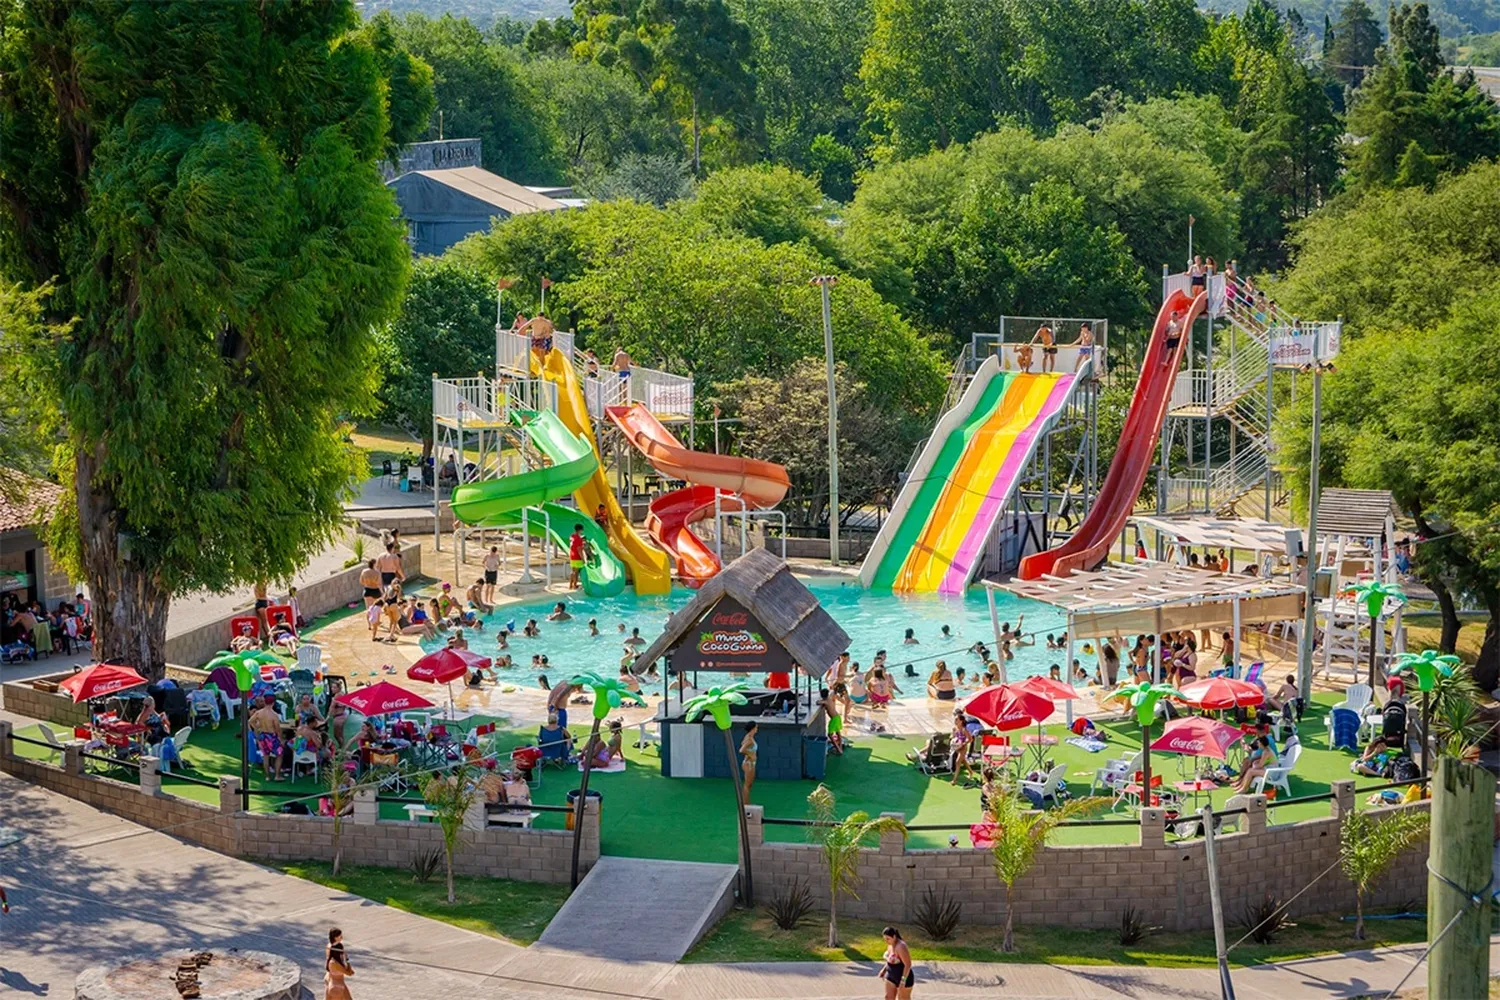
[537,857,738,962]
[4,770,1498,999]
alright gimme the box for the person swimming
[940,625,952,640]
[624,627,645,648]
[587,618,599,637]
[902,628,919,645]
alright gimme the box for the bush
[1240,894,1292,944]
[1118,903,1154,945]
[765,878,815,931]
[913,886,963,941]
[409,847,444,884]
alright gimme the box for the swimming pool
[423,579,1070,698]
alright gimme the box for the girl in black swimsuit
[879,926,914,998]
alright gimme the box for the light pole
[811,275,840,567]
[1297,356,1334,696]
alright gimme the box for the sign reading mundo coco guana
[669,595,792,677]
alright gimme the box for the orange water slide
[606,404,790,585]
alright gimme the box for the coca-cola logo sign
[1165,736,1206,753]
[93,679,128,694]
[711,610,749,628]
[671,595,792,675]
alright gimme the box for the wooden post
[1428,755,1495,999]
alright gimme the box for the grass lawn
[349,423,418,474]
[13,690,1410,854]
[685,906,1430,968]
[271,861,568,944]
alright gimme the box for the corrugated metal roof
[630,548,850,675]
[409,167,563,216]
[1316,488,1398,539]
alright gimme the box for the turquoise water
[424,580,1069,698]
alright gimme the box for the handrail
[159,770,221,789]
[81,749,140,770]
[10,733,52,749]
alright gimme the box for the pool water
[424,579,1069,699]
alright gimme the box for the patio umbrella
[334,681,433,717]
[1177,677,1265,711]
[1013,674,1079,744]
[960,683,1053,732]
[59,663,148,703]
[1149,716,1245,761]
[406,648,490,684]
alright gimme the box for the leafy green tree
[690,165,839,260]
[1325,0,1384,86]
[715,358,920,528]
[524,14,585,57]
[421,762,482,904]
[585,152,695,206]
[1338,809,1429,940]
[806,783,906,948]
[388,11,563,183]
[529,56,657,180]
[363,12,438,162]
[375,257,502,455]
[807,134,860,202]
[1276,288,1500,688]
[647,0,757,175]
[0,0,429,676]
[1345,4,1500,190]
[0,282,69,478]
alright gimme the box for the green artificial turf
[271,862,569,944]
[11,691,1406,859]
[684,907,1431,968]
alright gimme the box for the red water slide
[1017,289,1207,581]
[605,403,790,586]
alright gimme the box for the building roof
[1315,488,1399,539]
[403,167,564,217]
[1131,515,1295,554]
[0,469,64,534]
[991,562,1305,637]
[630,548,851,675]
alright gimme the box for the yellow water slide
[534,348,672,594]
[893,373,1062,591]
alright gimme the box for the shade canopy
[1177,677,1265,710]
[334,681,433,717]
[1013,675,1079,702]
[1148,716,1245,760]
[59,663,148,703]
[407,648,491,684]
[961,684,1054,731]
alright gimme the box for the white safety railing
[578,372,629,421]
[627,364,694,418]
[433,376,504,423]
[495,326,576,377]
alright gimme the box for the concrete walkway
[537,857,738,962]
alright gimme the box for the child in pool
[587,618,599,637]
[902,628,919,645]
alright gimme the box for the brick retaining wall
[0,720,598,884]
[742,788,1432,933]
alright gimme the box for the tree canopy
[0,0,430,673]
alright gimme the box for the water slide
[859,357,1082,594]
[535,348,673,594]
[605,402,790,586]
[483,502,625,597]
[1018,289,1206,580]
[447,409,628,597]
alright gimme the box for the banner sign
[670,595,792,676]
[1269,323,1341,368]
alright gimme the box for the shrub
[409,847,444,884]
[766,877,814,931]
[1240,894,1292,944]
[1119,903,1154,945]
[913,886,963,941]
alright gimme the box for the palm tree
[568,670,645,888]
[987,780,1100,951]
[1339,808,1429,940]
[420,761,481,904]
[1105,682,1181,802]
[806,784,907,948]
[682,683,755,902]
[1392,649,1461,774]
[1351,580,1405,691]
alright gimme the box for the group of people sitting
[1,592,93,661]
[364,579,486,645]
[246,690,348,781]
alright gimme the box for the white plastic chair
[293,745,320,783]
[38,724,64,763]
[1326,683,1382,743]
[160,727,192,773]
[1022,764,1069,806]
[1091,749,1142,799]
[1220,794,1250,833]
[295,644,323,671]
[1253,742,1301,798]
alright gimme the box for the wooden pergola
[986,562,1305,684]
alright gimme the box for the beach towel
[578,758,627,773]
[1066,736,1108,753]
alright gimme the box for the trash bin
[566,788,602,830]
[802,735,830,781]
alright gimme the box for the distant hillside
[355,0,570,27]
[1201,0,1500,37]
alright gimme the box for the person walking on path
[878,926,914,999]
[482,546,500,605]
[359,560,381,610]
[325,928,353,1000]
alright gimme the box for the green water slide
[865,369,1015,590]
[448,409,627,596]
[481,502,624,598]
[449,409,597,523]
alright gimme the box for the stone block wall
[2,676,92,728]
[0,720,595,884]
[742,787,1433,933]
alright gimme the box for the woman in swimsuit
[1188,254,1205,291]
[325,928,353,1000]
[867,668,900,707]
[878,926,914,999]
[358,560,381,609]
[848,667,868,704]
[739,722,758,801]
[926,661,955,701]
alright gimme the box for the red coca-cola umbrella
[960,683,1054,732]
[1014,674,1079,702]
[406,648,491,685]
[59,663,148,703]
[1177,677,1265,710]
[1148,716,1245,761]
[334,681,433,717]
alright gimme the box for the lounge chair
[905,733,952,775]
[1091,749,1143,803]
[1253,741,1302,798]
[1021,763,1069,806]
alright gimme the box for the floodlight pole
[1297,360,1327,697]
[812,276,840,566]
